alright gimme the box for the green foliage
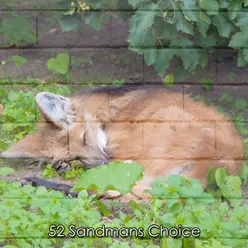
[207,168,242,206]
[47,53,70,75]
[127,0,248,76]
[72,161,144,194]
[41,164,56,179]
[62,161,85,180]
[0,167,14,176]
[0,14,36,45]
[163,74,174,86]
[200,78,213,92]
[9,56,27,68]
[0,1,248,79]
[112,79,126,85]
[1,167,248,247]
[60,13,82,32]
[53,0,248,78]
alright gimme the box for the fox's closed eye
[81,133,87,145]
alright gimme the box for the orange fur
[2,87,244,201]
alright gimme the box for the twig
[131,191,150,207]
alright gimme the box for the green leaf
[144,49,157,65]
[244,49,248,62]
[47,53,69,74]
[174,11,193,34]
[179,178,204,198]
[179,49,200,71]
[200,0,219,15]
[171,37,193,47]
[182,0,198,22]
[201,78,213,92]
[220,91,233,105]
[163,74,174,86]
[236,12,248,38]
[235,120,248,135]
[9,55,27,67]
[228,1,242,20]
[127,0,142,7]
[155,18,181,40]
[84,12,104,31]
[71,161,144,194]
[153,49,176,77]
[0,14,36,46]
[229,32,248,48]
[207,168,217,187]
[199,50,208,69]
[128,28,156,49]
[239,162,248,180]
[221,176,242,200]
[212,13,233,38]
[219,0,229,8]
[215,168,228,188]
[95,200,111,217]
[0,167,14,176]
[234,98,248,110]
[59,14,81,32]
[245,0,248,7]
[41,164,56,179]
[196,11,211,37]
[130,3,157,32]
[196,32,218,47]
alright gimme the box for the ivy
[1,1,248,78]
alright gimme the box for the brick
[0,0,70,10]
[110,12,130,47]
[71,48,143,84]
[0,12,37,48]
[0,49,20,79]
[38,11,111,47]
[15,49,72,83]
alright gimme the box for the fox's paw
[53,161,72,174]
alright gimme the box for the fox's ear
[1,133,44,159]
[36,92,75,129]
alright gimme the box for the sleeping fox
[1,85,244,200]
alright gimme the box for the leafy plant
[200,78,213,92]
[163,74,174,86]
[1,164,248,247]
[50,0,248,79]
[0,14,36,46]
[41,164,57,179]
[62,160,85,179]
[47,53,70,75]
[9,55,27,68]
[0,167,14,176]
[72,161,144,194]
[0,55,28,82]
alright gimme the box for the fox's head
[1,92,109,167]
